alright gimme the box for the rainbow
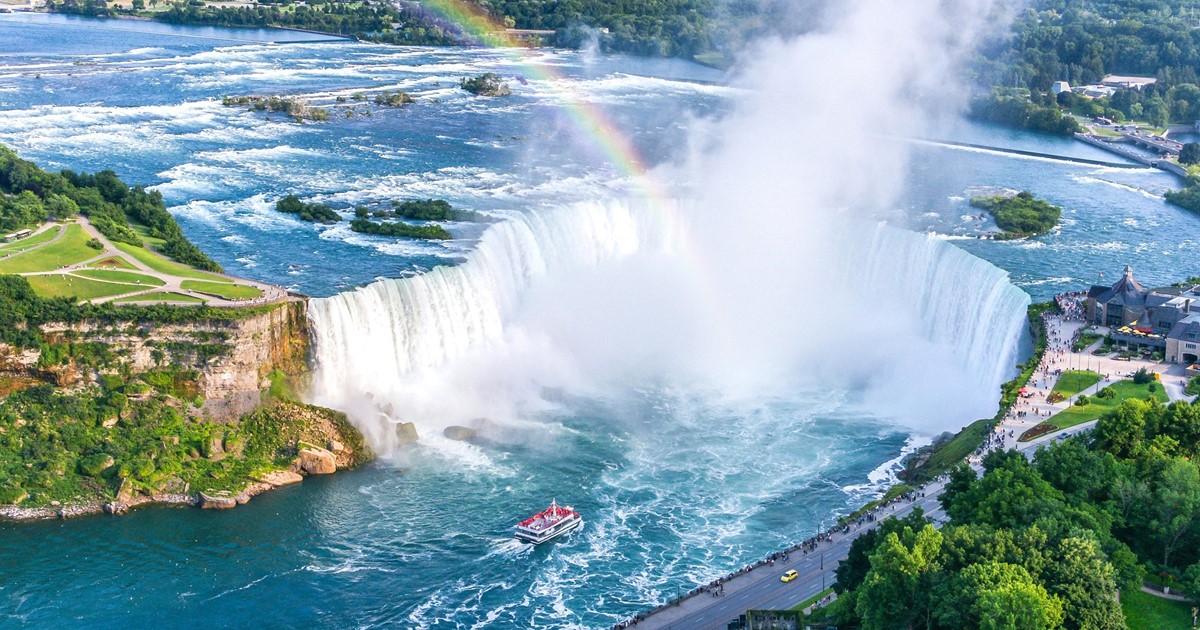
[415,0,732,329]
[417,0,658,184]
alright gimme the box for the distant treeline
[0,145,220,272]
[969,89,1081,136]
[49,0,714,58]
[978,1,1200,95]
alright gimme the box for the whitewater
[4,9,1200,630]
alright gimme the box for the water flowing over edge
[307,199,1029,455]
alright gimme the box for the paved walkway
[626,294,1198,630]
[994,294,1192,449]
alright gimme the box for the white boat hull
[515,515,583,544]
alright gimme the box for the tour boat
[515,499,583,544]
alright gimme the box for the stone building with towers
[1085,266,1200,364]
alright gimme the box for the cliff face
[4,300,311,422]
[0,299,379,520]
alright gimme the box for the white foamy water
[308,198,1029,456]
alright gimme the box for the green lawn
[1121,588,1194,630]
[73,268,165,287]
[1073,332,1103,352]
[25,274,145,301]
[129,222,168,248]
[922,418,990,474]
[114,242,229,282]
[113,291,207,304]
[790,588,834,612]
[0,224,96,274]
[0,225,61,255]
[1052,370,1103,398]
[181,280,262,299]
[1050,380,1169,430]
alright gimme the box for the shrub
[0,486,27,505]
[78,453,115,477]
[1133,368,1153,384]
[1074,395,1090,406]
[274,194,340,223]
[1148,382,1159,393]
[1097,387,1116,400]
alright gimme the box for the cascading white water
[847,224,1031,391]
[308,199,1030,454]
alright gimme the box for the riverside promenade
[622,296,1177,630]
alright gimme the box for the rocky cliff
[0,299,375,520]
[3,300,311,421]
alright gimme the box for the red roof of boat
[518,500,579,529]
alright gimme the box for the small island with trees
[372,199,492,223]
[461,73,512,97]
[221,95,330,123]
[374,91,415,107]
[271,195,479,240]
[275,195,341,224]
[970,191,1062,240]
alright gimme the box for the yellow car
[780,570,798,583]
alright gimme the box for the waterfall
[847,224,1031,393]
[308,200,1030,453]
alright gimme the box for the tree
[44,193,79,220]
[1181,562,1200,602]
[1148,458,1200,567]
[976,578,1065,630]
[933,560,1064,630]
[856,525,942,630]
[1033,439,1112,503]
[1181,143,1200,166]
[835,508,929,594]
[1042,536,1125,630]
[944,450,1069,530]
[1093,399,1149,458]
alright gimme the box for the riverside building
[1085,266,1200,365]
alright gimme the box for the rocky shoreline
[0,443,351,522]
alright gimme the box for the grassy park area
[73,268,165,286]
[113,291,207,304]
[1050,370,1103,399]
[1053,380,1168,429]
[1021,379,1170,441]
[25,274,152,301]
[0,224,95,274]
[0,220,272,306]
[1072,331,1103,352]
[1120,589,1195,630]
[0,146,281,308]
[0,226,60,256]
[114,242,229,282]
[180,279,263,299]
